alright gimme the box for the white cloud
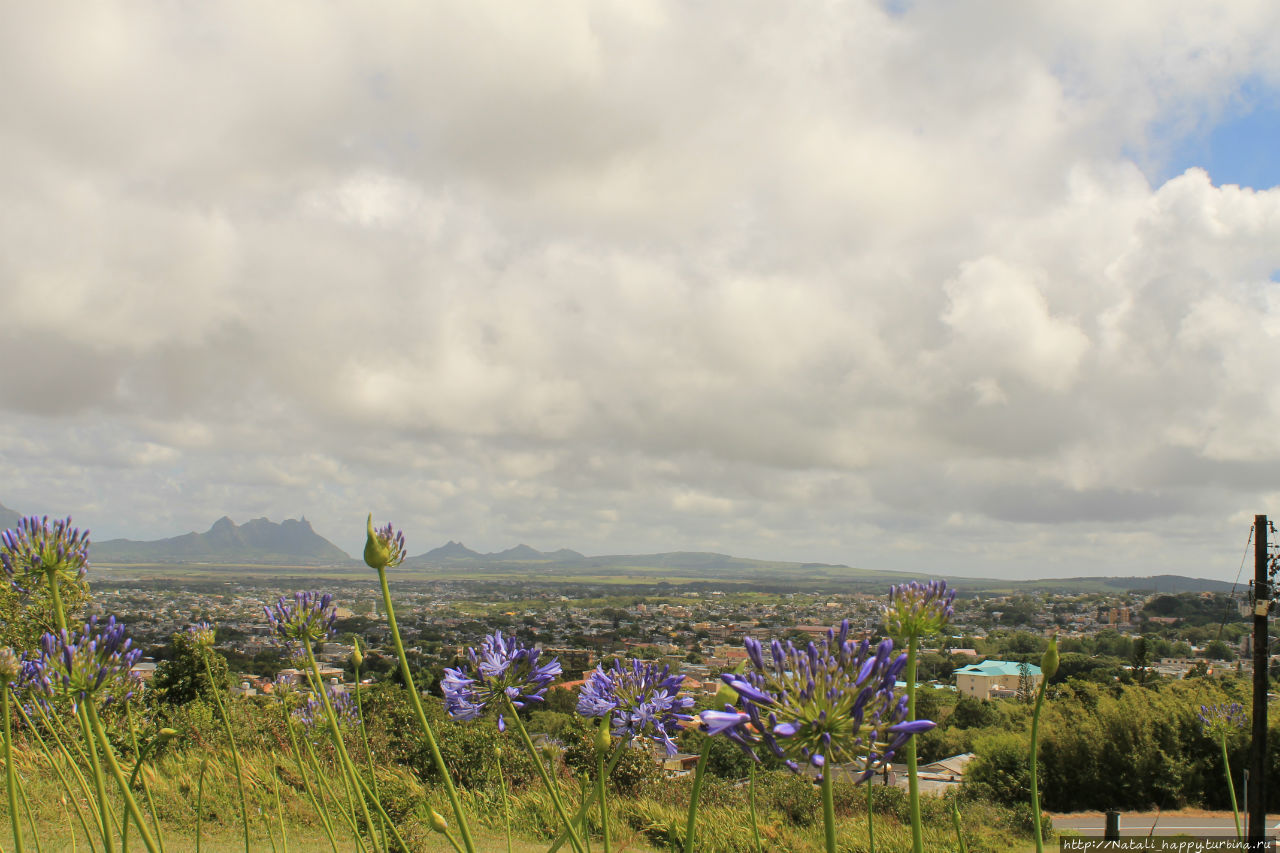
[3,2,1280,579]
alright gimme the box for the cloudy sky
[3,2,1280,581]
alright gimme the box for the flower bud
[158,728,178,740]
[1040,635,1059,681]
[0,648,19,686]
[595,720,612,752]
[363,514,391,570]
[351,638,364,670]
[428,808,449,834]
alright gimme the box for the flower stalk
[3,684,25,853]
[366,516,477,853]
[1030,636,1058,853]
[502,694,586,853]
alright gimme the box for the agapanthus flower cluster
[442,631,561,731]
[1,516,90,592]
[701,620,934,781]
[883,580,956,640]
[577,659,695,754]
[27,616,143,709]
[272,672,300,701]
[1198,702,1247,739]
[294,685,360,731]
[264,591,337,646]
[188,622,216,648]
[363,515,407,571]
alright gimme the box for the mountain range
[91,516,349,565]
[0,503,1240,593]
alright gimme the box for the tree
[151,630,230,706]
[1203,640,1235,662]
[1132,636,1150,685]
[1017,661,1034,703]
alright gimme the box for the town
[95,577,1257,706]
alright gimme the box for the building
[954,660,1042,699]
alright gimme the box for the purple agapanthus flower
[442,631,561,731]
[294,685,360,731]
[700,620,934,782]
[188,622,216,648]
[577,659,695,755]
[1199,702,1247,739]
[883,580,956,640]
[27,616,143,709]
[1,516,91,592]
[264,591,337,647]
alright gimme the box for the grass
[3,738,1043,853]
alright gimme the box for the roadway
[1054,812,1280,837]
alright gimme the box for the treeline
[916,677,1265,812]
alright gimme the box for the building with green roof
[954,660,1042,700]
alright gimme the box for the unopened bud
[428,808,449,834]
[158,728,178,740]
[1040,635,1059,681]
[595,721,612,752]
[351,638,364,669]
[363,514,391,570]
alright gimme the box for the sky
[3,2,1280,582]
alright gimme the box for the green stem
[951,796,967,853]
[547,739,628,853]
[283,711,339,853]
[46,569,67,632]
[681,747,711,853]
[495,748,512,853]
[350,768,431,853]
[16,768,42,853]
[195,760,206,853]
[579,773,592,853]
[821,767,836,853]
[502,695,585,853]
[302,731,370,853]
[124,703,166,853]
[750,762,762,853]
[85,701,159,853]
[1030,677,1047,853]
[353,666,386,853]
[867,776,876,853]
[303,644,379,853]
[597,744,610,853]
[272,764,289,853]
[375,565,476,853]
[3,691,25,853]
[906,635,923,853]
[13,702,98,853]
[202,655,251,853]
[1221,734,1241,840]
[76,705,113,853]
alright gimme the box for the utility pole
[1249,514,1269,844]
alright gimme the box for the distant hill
[93,516,350,565]
[5,500,1241,594]
[1026,574,1238,594]
[420,541,483,561]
